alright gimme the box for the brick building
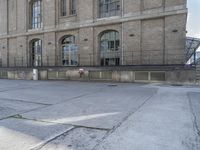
[0,0,187,67]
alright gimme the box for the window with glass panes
[31,0,42,29]
[99,0,120,18]
[31,39,42,67]
[61,0,67,16]
[70,0,76,15]
[100,31,120,66]
[61,35,78,66]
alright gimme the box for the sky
[187,0,200,51]
[187,0,200,38]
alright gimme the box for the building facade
[0,0,187,67]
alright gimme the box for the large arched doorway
[31,39,42,67]
[61,35,78,66]
[100,30,120,66]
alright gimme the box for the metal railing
[0,51,188,68]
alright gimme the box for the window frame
[60,0,67,16]
[60,35,78,66]
[69,0,77,15]
[100,30,121,66]
[99,0,121,18]
[31,39,42,67]
[60,0,77,18]
[30,0,42,29]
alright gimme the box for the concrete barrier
[0,66,196,84]
[33,69,38,80]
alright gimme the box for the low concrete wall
[0,66,196,84]
[7,70,33,80]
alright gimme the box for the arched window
[31,39,42,67]
[61,35,78,66]
[31,0,42,29]
[99,0,120,18]
[100,30,120,66]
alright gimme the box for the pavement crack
[188,93,200,137]
[54,87,106,105]
[10,115,110,131]
[0,86,33,92]
[30,126,75,150]
[0,98,51,106]
[92,89,158,150]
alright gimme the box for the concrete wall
[0,67,196,84]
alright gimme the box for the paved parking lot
[0,79,199,150]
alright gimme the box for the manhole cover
[171,84,183,87]
[107,84,118,87]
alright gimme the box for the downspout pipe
[121,0,124,65]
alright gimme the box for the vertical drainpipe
[7,0,9,67]
[121,0,124,65]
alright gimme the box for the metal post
[78,54,80,66]
[132,51,134,65]
[121,0,124,65]
[47,55,49,66]
[22,57,24,67]
[89,53,92,66]
[0,58,2,67]
[14,57,16,67]
[56,55,59,66]
[41,55,43,67]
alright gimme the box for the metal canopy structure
[186,37,200,64]
[196,52,200,64]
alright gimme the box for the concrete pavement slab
[0,118,73,150]
[188,92,200,136]
[0,80,199,150]
[95,87,200,150]
[22,85,156,129]
[37,127,107,150]
[0,81,107,104]
[0,98,45,119]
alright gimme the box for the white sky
[187,0,200,38]
[187,0,200,51]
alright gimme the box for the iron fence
[0,51,188,68]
